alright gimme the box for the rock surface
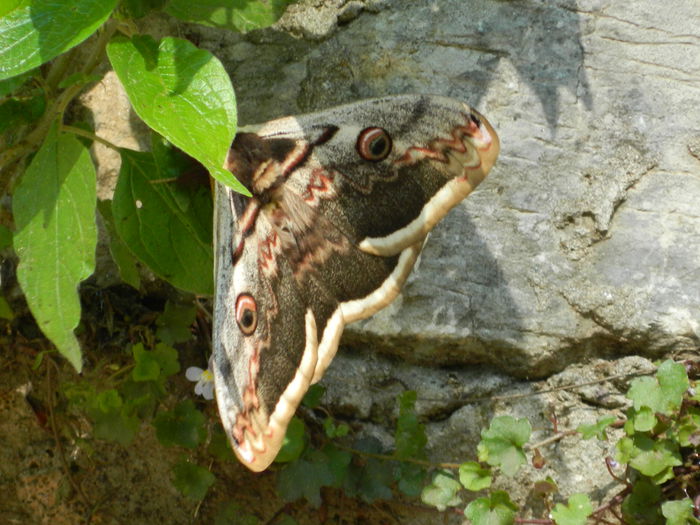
[184,0,700,377]
[81,0,700,513]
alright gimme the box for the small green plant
[1,0,295,372]
[267,359,699,524]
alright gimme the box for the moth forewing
[212,95,500,471]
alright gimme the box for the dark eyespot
[235,293,257,335]
[469,113,482,128]
[356,127,392,161]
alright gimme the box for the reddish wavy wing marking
[211,95,500,472]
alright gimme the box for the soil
[0,281,450,525]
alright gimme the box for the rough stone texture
[80,0,700,513]
[178,0,700,377]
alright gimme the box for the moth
[212,95,499,471]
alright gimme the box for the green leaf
[276,453,334,507]
[420,472,462,511]
[322,444,351,487]
[131,342,179,383]
[0,224,12,249]
[477,416,531,477]
[618,434,682,484]
[458,461,492,491]
[96,199,140,289]
[165,0,296,33]
[13,125,97,372]
[0,295,14,320]
[214,501,261,525]
[661,499,700,525]
[301,384,325,408]
[632,406,657,432]
[57,72,101,89]
[0,0,118,80]
[577,415,616,440]
[394,390,427,460]
[677,410,700,447]
[208,424,236,462]
[621,478,662,525]
[119,0,167,19]
[0,94,46,134]
[154,399,206,448]
[352,457,393,503]
[106,35,243,192]
[172,459,215,500]
[395,462,426,498]
[275,416,306,463]
[551,493,593,525]
[464,491,518,525]
[112,149,214,294]
[88,389,140,445]
[132,343,161,381]
[156,300,196,344]
[628,360,689,416]
[0,68,35,97]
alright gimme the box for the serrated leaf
[577,415,616,440]
[628,360,689,416]
[322,444,351,487]
[214,501,261,525]
[166,0,296,33]
[459,461,492,491]
[677,410,700,447]
[0,0,118,80]
[154,399,206,448]
[112,149,213,294]
[172,459,215,500]
[13,125,97,372]
[275,416,306,463]
[661,499,700,525]
[156,300,196,344]
[131,341,180,382]
[464,491,518,525]
[420,472,462,511]
[632,406,657,432]
[106,35,243,191]
[395,390,427,460]
[478,416,531,477]
[152,342,180,377]
[132,343,161,381]
[621,479,662,525]
[276,455,334,507]
[551,494,593,525]
[301,384,325,408]
[208,423,236,462]
[88,389,140,445]
[395,462,426,498]
[354,457,393,503]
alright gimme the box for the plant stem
[0,18,119,196]
[62,125,120,150]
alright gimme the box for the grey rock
[81,0,700,512]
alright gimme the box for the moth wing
[212,185,420,472]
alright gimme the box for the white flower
[185,366,215,400]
